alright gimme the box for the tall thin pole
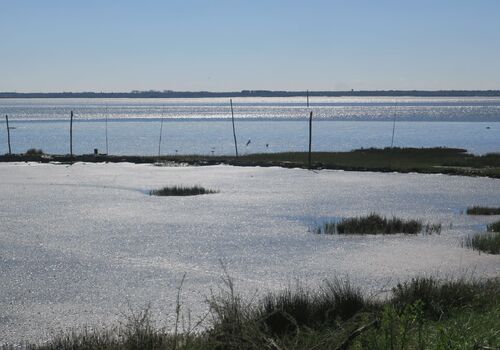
[105,105,109,155]
[5,115,11,155]
[158,117,164,160]
[308,111,313,168]
[70,111,73,156]
[306,90,309,108]
[230,99,238,157]
[390,101,396,148]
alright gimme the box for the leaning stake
[230,99,238,157]
[70,110,73,156]
[158,117,164,161]
[105,105,109,155]
[5,115,11,155]
[390,100,397,148]
[308,111,313,168]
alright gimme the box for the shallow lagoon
[1,97,499,155]
[2,120,499,156]
[0,163,499,344]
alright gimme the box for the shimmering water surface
[1,163,499,344]
[1,97,499,154]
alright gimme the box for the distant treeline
[1,90,500,98]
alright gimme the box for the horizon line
[1,89,500,99]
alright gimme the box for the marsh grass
[463,232,500,254]
[315,214,424,235]
[487,220,500,232]
[258,279,369,334]
[150,185,218,196]
[353,293,499,350]
[424,222,442,234]
[466,206,500,215]
[391,277,498,320]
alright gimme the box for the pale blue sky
[1,0,499,92]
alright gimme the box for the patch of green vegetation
[258,279,368,334]
[314,213,440,235]
[466,206,500,215]
[391,277,497,319]
[352,296,499,350]
[233,147,500,178]
[487,220,500,232]
[149,185,218,196]
[463,232,500,254]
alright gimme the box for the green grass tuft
[391,277,498,320]
[258,279,368,334]
[149,185,218,196]
[315,213,425,235]
[463,232,500,254]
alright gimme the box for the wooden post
[70,110,73,156]
[390,101,397,148]
[390,115,396,148]
[158,117,164,161]
[105,105,109,155]
[230,99,238,157]
[308,111,313,168]
[5,115,11,155]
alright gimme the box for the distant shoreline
[1,90,500,98]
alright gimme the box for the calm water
[1,163,499,344]
[1,97,499,154]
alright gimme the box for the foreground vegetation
[8,276,499,350]
[466,206,500,215]
[314,213,441,235]
[150,185,218,196]
[2,147,500,178]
